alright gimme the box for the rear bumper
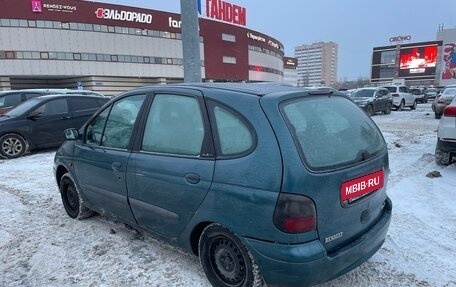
[437,139,456,153]
[244,197,392,287]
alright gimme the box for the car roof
[31,93,107,100]
[0,88,105,96]
[356,87,384,90]
[122,82,341,98]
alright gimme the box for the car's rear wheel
[366,104,374,116]
[410,100,417,110]
[435,144,450,165]
[199,224,264,287]
[0,133,27,159]
[396,100,404,111]
[60,173,94,219]
[384,103,392,115]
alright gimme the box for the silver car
[432,88,456,119]
[435,96,456,165]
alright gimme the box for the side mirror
[64,128,79,140]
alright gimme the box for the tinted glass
[69,98,102,111]
[213,105,253,155]
[142,94,204,156]
[32,99,68,116]
[352,89,375,98]
[281,96,386,171]
[383,86,397,93]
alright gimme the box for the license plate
[341,170,384,201]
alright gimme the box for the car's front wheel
[366,104,374,116]
[199,224,264,287]
[384,103,392,115]
[0,133,27,159]
[60,173,94,219]
[435,144,450,165]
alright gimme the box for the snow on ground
[0,103,455,287]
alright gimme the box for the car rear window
[383,86,397,93]
[281,96,386,171]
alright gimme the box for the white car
[382,85,417,111]
[435,96,456,165]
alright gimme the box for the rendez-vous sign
[206,0,246,26]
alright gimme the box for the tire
[60,173,94,219]
[410,100,417,110]
[396,100,404,111]
[199,224,264,287]
[384,103,392,115]
[435,112,442,119]
[366,104,374,116]
[424,96,428,103]
[0,133,27,159]
[435,144,450,165]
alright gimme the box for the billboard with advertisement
[441,43,456,80]
[398,45,438,77]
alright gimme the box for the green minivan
[54,83,392,287]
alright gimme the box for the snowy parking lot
[1,103,455,287]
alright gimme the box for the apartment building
[295,41,338,87]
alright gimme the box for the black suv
[0,89,106,115]
[0,94,108,159]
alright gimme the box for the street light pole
[180,0,202,83]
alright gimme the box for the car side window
[85,94,146,149]
[102,94,146,149]
[69,98,103,111]
[212,105,253,156]
[32,99,68,116]
[142,94,204,156]
[23,93,42,100]
[86,108,110,146]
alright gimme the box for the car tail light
[443,106,456,117]
[273,193,316,233]
[391,93,400,97]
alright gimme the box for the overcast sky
[94,0,456,81]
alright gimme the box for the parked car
[0,88,106,115]
[432,87,456,119]
[54,83,392,287]
[435,97,456,165]
[382,85,416,111]
[0,94,108,159]
[424,87,438,100]
[350,87,393,116]
[410,88,427,103]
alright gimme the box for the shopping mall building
[370,28,456,87]
[0,0,296,95]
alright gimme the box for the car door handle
[112,162,122,171]
[185,173,200,184]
